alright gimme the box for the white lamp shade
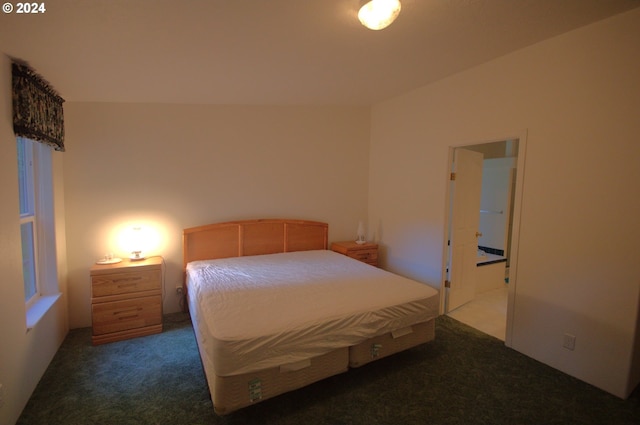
[127,226,146,260]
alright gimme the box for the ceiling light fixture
[358,0,402,31]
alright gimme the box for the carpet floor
[17,313,640,425]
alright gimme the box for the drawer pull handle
[116,283,138,288]
[113,307,142,319]
[114,275,142,284]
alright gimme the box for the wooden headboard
[183,218,328,270]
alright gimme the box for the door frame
[440,131,528,347]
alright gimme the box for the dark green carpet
[17,313,640,425]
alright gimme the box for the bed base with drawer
[183,219,437,415]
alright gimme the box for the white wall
[63,103,370,328]
[0,55,69,425]
[369,8,640,398]
[478,157,515,252]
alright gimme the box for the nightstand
[331,241,378,267]
[90,256,163,345]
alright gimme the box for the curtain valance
[12,61,65,151]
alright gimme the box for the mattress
[186,249,439,377]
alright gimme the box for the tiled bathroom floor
[447,285,508,340]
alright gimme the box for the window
[17,137,59,318]
[18,138,39,306]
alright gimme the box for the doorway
[442,135,526,346]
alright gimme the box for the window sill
[26,293,62,332]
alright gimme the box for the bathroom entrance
[443,136,526,345]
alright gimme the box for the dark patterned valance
[12,61,65,151]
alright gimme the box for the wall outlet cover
[563,333,576,351]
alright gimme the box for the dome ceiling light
[358,0,402,30]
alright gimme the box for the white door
[447,148,483,312]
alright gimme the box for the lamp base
[130,251,145,261]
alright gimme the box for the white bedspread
[187,250,438,376]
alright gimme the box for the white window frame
[17,137,60,327]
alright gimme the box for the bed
[183,219,439,415]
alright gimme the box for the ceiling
[1,0,638,105]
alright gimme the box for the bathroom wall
[478,157,516,253]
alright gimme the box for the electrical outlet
[563,333,576,351]
[175,286,183,296]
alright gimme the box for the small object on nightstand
[90,256,163,345]
[96,252,122,265]
[356,221,367,244]
[331,241,378,267]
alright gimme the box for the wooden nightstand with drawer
[90,256,163,345]
[331,241,378,267]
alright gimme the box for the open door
[447,148,483,312]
